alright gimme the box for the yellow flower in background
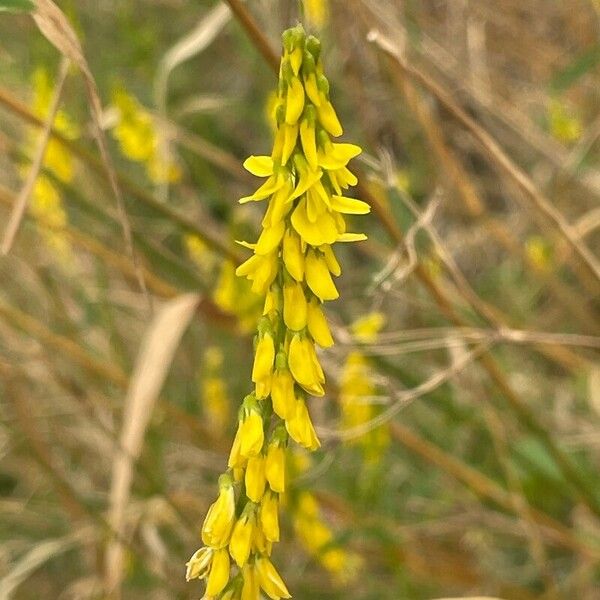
[291,486,362,584]
[23,68,79,263]
[548,99,583,144]
[340,312,389,463]
[30,68,79,184]
[184,233,217,275]
[188,24,368,597]
[111,87,181,184]
[199,347,231,433]
[214,259,263,333]
[525,235,553,273]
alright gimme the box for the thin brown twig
[223,0,279,73]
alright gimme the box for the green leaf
[0,0,34,12]
[551,44,600,92]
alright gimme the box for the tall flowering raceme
[186,24,369,599]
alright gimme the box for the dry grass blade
[104,293,200,598]
[0,533,84,598]
[31,0,151,310]
[0,57,69,255]
[154,2,231,112]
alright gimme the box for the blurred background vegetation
[1,0,600,598]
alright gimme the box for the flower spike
[188,23,369,598]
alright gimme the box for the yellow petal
[317,101,343,137]
[288,335,325,395]
[255,220,286,255]
[206,548,230,596]
[291,198,338,246]
[300,118,318,170]
[320,244,341,276]
[266,444,286,493]
[282,229,305,282]
[337,232,367,242]
[244,155,274,177]
[201,483,235,548]
[259,491,280,542]
[256,556,291,600]
[285,77,305,125]
[230,513,254,568]
[304,72,321,106]
[285,396,321,450]
[318,143,361,170]
[281,123,298,166]
[245,454,267,502]
[240,174,285,203]
[336,165,358,187]
[283,281,307,331]
[307,298,334,347]
[262,180,293,228]
[241,563,260,600]
[290,46,303,75]
[271,369,296,420]
[239,411,264,457]
[305,250,339,301]
[235,253,261,277]
[289,166,322,202]
[252,334,275,391]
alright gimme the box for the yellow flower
[185,546,213,581]
[341,313,389,462]
[288,334,325,396]
[111,86,180,183]
[282,228,305,282]
[241,563,259,600]
[285,76,305,124]
[305,248,339,301]
[285,395,321,450]
[252,522,273,556]
[236,251,279,295]
[351,311,385,342]
[185,234,215,274]
[265,435,286,493]
[202,475,235,548]
[259,490,280,543]
[306,297,334,347]
[283,280,307,331]
[206,548,230,596]
[256,556,291,600]
[270,361,296,421]
[238,402,265,459]
[252,330,275,398]
[230,506,256,568]
[245,454,266,502]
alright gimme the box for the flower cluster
[187,24,368,599]
[200,347,231,434]
[340,313,389,464]
[288,451,362,584]
[23,68,79,262]
[111,87,181,184]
